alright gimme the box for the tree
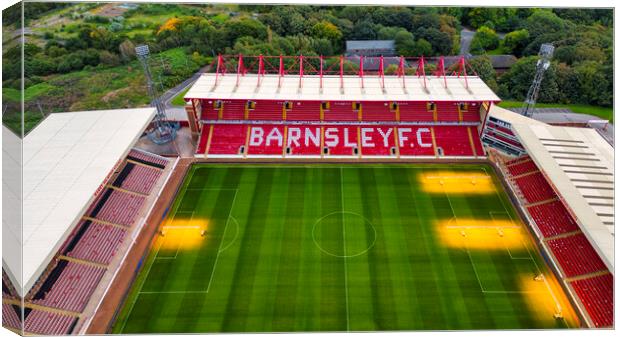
[310,21,342,45]
[413,39,432,57]
[498,56,559,103]
[338,6,371,23]
[119,40,136,62]
[525,10,571,37]
[502,29,530,56]
[471,26,499,53]
[350,20,377,40]
[416,28,453,56]
[56,53,84,73]
[465,8,518,31]
[25,57,56,76]
[466,8,499,29]
[573,61,612,106]
[466,56,498,92]
[98,50,121,67]
[259,7,309,36]
[394,31,416,56]
[311,38,334,56]
[371,7,413,31]
[225,18,268,45]
[377,26,406,40]
[411,11,441,36]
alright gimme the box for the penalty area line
[205,189,238,293]
[119,235,165,333]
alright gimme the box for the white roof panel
[2,108,155,295]
[184,73,501,102]
[489,105,614,272]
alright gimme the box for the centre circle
[312,211,376,258]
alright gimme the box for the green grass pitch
[112,163,579,333]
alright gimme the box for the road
[459,28,506,56]
[160,64,211,120]
[459,28,475,56]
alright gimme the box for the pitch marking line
[218,216,240,254]
[489,212,532,261]
[206,189,239,293]
[483,167,563,313]
[119,233,165,333]
[121,187,238,332]
[443,171,527,295]
[311,211,377,258]
[157,210,198,260]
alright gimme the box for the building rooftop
[2,108,155,295]
[184,73,501,103]
[489,105,614,272]
[346,40,395,51]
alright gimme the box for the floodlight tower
[135,44,176,144]
[521,43,554,117]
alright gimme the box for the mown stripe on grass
[456,191,523,329]
[318,168,347,331]
[220,168,274,332]
[381,169,425,329]
[246,168,290,331]
[171,167,243,332]
[196,167,260,332]
[293,168,323,331]
[406,173,454,329]
[271,168,307,331]
[358,168,399,330]
[427,188,493,329]
[341,168,376,331]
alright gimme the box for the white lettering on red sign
[248,126,433,149]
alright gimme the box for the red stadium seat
[359,126,396,156]
[198,123,485,158]
[247,124,285,155]
[91,190,145,226]
[514,172,556,204]
[32,262,105,312]
[2,303,20,330]
[547,234,607,278]
[24,310,76,335]
[526,200,580,238]
[570,274,613,328]
[396,126,435,156]
[436,102,460,122]
[286,101,321,121]
[324,125,359,156]
[434,126,474,156]
[286,125,322,156]
[222,100,245,120]
[361,101,396,122]
[66,221,126,265]
[399,102,434,122]
[507,159,538,176]
[207,124,247,155]
[248,101,284,120]
[323,102,358,121]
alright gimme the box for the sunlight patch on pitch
[436,218,526,250]
[419,171,495,194]
[159,218,208,251]
[519,274,580,327]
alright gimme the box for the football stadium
[1,54,613,334]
